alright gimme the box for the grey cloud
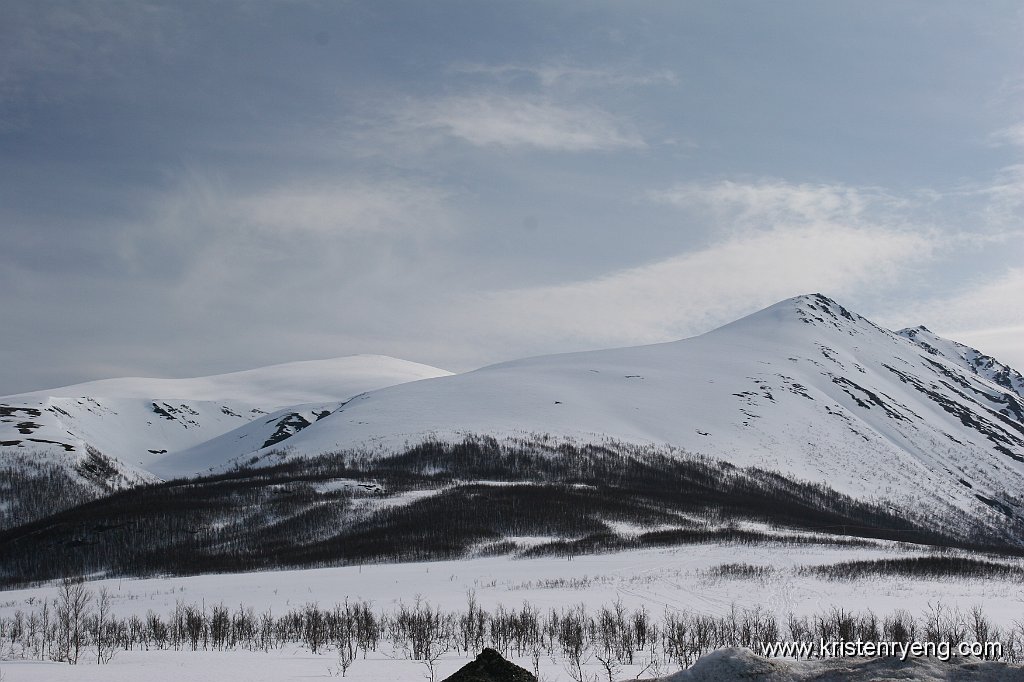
[3,1,1024,394]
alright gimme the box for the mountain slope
[899,325,1024,398]
[0,355,452,487]
[159,295,1024,529]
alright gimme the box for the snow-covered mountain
[151,294,1024,527]
[7,294,1024,536]
[0,355,452,486]
[898,325,1024,398]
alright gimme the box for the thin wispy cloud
[465,222,935,348]
[449,62,678,90]
[888,268,1024,368]
[900,268,1024,333]
[460,179,939,348]
[399,95,645,151]
[950,164,1024,229]
[135,171,460,300]
[650,180,909,227]
[984,170,1024,230]
[231,183,455,237]
[991,122,1024,148]
[0,2,182,90]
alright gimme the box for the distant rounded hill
[0,355,452,485]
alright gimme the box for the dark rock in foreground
[441,647,537,682]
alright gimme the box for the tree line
[1,584,1022,681]
[0,454,101,531]
[1,436,1021,586]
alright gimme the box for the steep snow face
[183,294,1024,521]
[899,325,1024,399]
[0,356,452,485]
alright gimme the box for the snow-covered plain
[2,542,1023,681]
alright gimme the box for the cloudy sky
[2,1,1022,393]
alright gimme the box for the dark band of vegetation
[799,555,1024,581]
[0,455,101,530]
[1,437,1021,586]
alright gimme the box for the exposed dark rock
[442,648,536,682]
[260,412,312,449]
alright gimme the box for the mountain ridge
[2,354,452,404]
[0,354,453,488]
[898,325,1024,399]
[154,294,1024,532]
[5,294,1024,539]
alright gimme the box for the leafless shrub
[54,577,90,664]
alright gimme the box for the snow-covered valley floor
[2,542,1022,681]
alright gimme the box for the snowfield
[6,295,1024,538]
[149,295,1024,533]
[0,355,452,484]
[2,544,1024,680]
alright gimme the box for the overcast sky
[2,1,1023,394]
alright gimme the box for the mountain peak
[746,293,866,326]
[710,293,874,342]
[790,293,860,321]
